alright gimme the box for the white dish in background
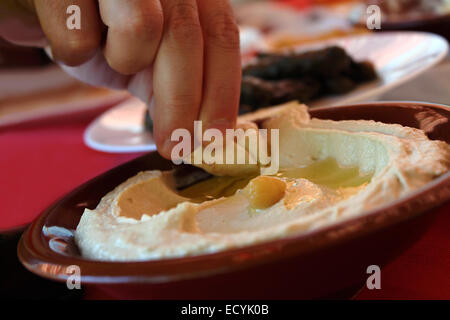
[380,58,450,105]
[84,32,449,154]
[84,97,155,153]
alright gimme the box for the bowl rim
[18,101,450,284]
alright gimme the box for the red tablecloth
[0,108,449,299]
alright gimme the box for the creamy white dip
[75,102,450,261]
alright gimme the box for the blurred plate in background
[0,65,129,128]
[84,31,448,153]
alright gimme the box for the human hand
[0,0,242,159]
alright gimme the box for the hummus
[75,102,450,261]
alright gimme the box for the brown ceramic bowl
[18,102,450,299]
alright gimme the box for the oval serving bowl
[18,102,450,299]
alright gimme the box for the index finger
[152,0,204,159]
[197,0,241,132]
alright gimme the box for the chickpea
[243,176,286,209]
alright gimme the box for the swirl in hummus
[75,102,450,261]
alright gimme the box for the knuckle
[205,11,240,50]
[165,93,201,111]
[66,37,98,53]
[115,13,163,39]
[105,46,154,75]
[106,56,141,75]
[166,3,202,45]
[53,37,98,66]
